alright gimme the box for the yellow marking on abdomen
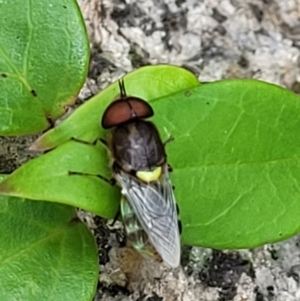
[136,166,162,182]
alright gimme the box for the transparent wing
[115,164,181,268]
[120,196,154,257]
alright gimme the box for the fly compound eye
[101,80,154,129]
[101,98,154,129]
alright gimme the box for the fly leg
[164,135,175,189]
[70,137,99,146]
[99,138,109,148]
[68,136,115,184]
[68,136,113,182]
[68,136,114,182]
[164,135,174,146]
[70,136,110,150]
[110,209,121,226]
[68,170,120,220]
[69,170,122,227]
[68,171,115,185]
[164,135,174,172]
[69,136,122,227]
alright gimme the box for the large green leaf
[0,177,98,301]
[156,79,300,249]
[0,0,89,135]
[31,65,200,151]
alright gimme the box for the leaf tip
[0,179,14,195]
[28,142,40,151]
[29,137,49,152]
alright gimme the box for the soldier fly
[102,80,181,268]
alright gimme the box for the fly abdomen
[120,197,155,257]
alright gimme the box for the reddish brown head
[101,80,154,129]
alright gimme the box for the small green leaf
[0,177,98,301]
[0,141,119,218]
[31,65,200,151]
[0,0,89,135]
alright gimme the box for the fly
[101,80,181,268]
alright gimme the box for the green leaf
[0,0,89,135]
[0,141,119,219]
[31,65,200,151]
[159,79,300,249]
[0,176,98,301]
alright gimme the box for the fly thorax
[111,120,166,171]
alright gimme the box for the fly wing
[115,165,181,268]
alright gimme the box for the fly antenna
[119,79,127,99]
[118,79,136,118]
